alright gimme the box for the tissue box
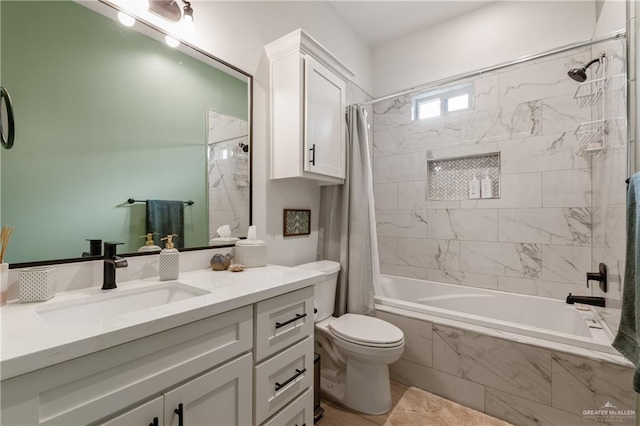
[235,240,267,268]
[19,266,56,303]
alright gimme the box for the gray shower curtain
[317,104,379,316]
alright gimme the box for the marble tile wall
[207,111,250,239]
[373,47,627,308]
[377,310,636,426]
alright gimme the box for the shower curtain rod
[362,30,627,106]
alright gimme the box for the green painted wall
[1,1,248,263]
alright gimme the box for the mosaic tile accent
[427,153,500,200]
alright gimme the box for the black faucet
[103,242,128,290]
[82,239,102,257]
[566,293,605,307]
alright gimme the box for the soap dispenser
[159,234,180,281]
[138,233,161,252]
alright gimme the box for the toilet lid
[328,314,404,346]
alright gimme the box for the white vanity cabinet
[101,355,252,426]
[1,307,253,426]
[266,29,355,185]
[0,284,316,426]
[254,287,314,425]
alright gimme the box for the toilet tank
[297,260,341,322]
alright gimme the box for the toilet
[297,260,405,415]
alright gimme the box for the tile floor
[317,381,409,426]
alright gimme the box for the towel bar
[127,198,194,206]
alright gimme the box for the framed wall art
[283,209,311,237]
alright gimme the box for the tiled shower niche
[427,152,500,200]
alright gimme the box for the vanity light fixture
[117,11,136,27]
[165,35,180,48]
[182,1,193,22]
[148,0,194,24]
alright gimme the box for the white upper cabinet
[266,29,355,184]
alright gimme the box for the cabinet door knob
[309,144,316,166]
[174,403,184,426]
[149,417,159,426]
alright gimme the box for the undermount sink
[35,282,210,328]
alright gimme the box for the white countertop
[0,265,323,381]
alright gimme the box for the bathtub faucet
[566,293,605,308]
[586,263,608,292]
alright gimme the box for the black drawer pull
[174,403,184,426]
[275,313,307,329]
[295,424,307,426]
[149,417,159,426]
[309,144,316,165]
[275,368,307,392]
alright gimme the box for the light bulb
[181,18,195,35]
[183,2,194,22]
[165,35,180,48]
[117,11,135,27]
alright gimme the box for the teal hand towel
[146,200,185,249]
[613,172,640,392]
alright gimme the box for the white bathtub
[374,275,617,355]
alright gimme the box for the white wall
[594,0,626,37]
[108,0,373,266]
[373,1,596,97]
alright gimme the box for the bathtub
[374,275,617,355]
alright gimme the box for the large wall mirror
[0,0,252,265]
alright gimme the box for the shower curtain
[317,104,379,316]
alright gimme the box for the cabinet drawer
[255,336,314,425]
[255,287,314,362]
[261,387,313,426]
[1,306,252,426]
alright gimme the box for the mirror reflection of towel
[146,200,184,248]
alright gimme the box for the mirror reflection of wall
[0,1,250,264]
[207,111,250,241]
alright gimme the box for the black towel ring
[0,86,15,150]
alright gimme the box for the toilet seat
[328,314,404,348]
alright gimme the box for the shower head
[567,67,588,82]
[567,56,604,83]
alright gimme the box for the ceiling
[329,1,494,47]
